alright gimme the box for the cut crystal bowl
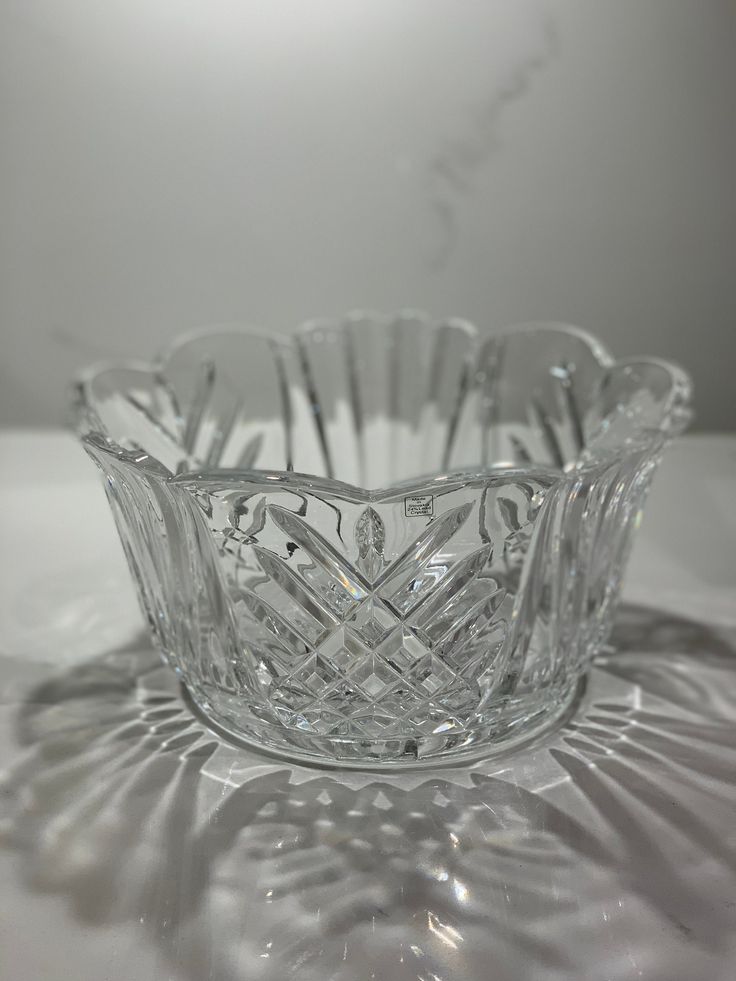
[74,312,691,767]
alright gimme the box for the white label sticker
[404,495,434,517]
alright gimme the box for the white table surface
[1,431,735,981]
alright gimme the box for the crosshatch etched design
[75,313,691,766]
[188,477,545,745]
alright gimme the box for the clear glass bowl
[74,312,691,767]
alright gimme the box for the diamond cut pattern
[406,654,458,697]
[214,491,545,739]
[293,654,339,695]
[345,598,397,649]
[349,655,401,700]
[377,626,429,673]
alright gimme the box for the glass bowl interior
[75,313,690,487]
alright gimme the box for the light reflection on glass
[427,910,463,949]
[452,878,469,904]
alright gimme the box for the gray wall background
[1,0,735,430]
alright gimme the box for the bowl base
[181,677,584,771]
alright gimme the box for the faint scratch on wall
[425,11,559,271]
